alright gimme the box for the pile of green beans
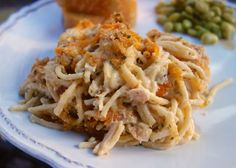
[155,0,236,44]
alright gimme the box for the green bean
[164,22,174,32]
[185,6,193,14]
[195,1,209,13]
[155,2,167,11]
[222,31,234,40]
[189,17,204,26]
[174,23,183,32]
[206,22,222,38]
[214,1,226,10]
[175,0,187,5]
[209,11,215,18]
[206,23,219,32]
[187,29,198,36]
[221,22,235,39]
[195,25,208,37]
[223,13,234,23]
[182,19,192,29]
[224,7,234,15]
[157,15,167,25]
[233,19,236,28]
[221,22,235,31]
[181,11,194,21]
[201,32,219,44]
[174,0,188,10]
[212,28,222,38]
[156,6,175,14]
[195,25,207,32]
[212,16,221,23]
[212,6,222,16]
[199,13,212,21]
[168,13,181,22]
[195,25,206,31]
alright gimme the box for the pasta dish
[10,15,232,156]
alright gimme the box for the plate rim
[0,0,94,168]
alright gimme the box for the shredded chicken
[126,87,150,104]
[127,123,152,142]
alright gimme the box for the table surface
[0,2,51,168]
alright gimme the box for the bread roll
[57,0,137,28]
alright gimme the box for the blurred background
[0,1,50,167]
[0,0,37,22]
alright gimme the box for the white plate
[0,0,236,168]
